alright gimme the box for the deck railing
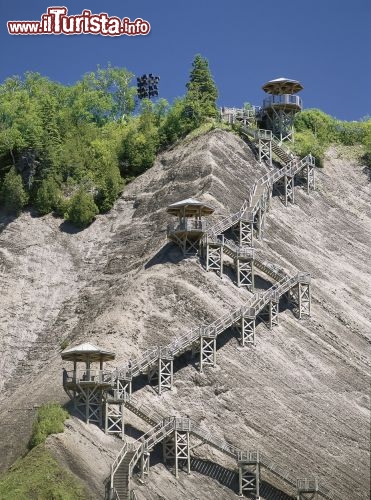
[167,219,207,233]
[263,94,302,109]
[64,369,112,385]
[297,478,319,491]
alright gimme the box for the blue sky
[1,1,370,120]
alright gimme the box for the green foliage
[158,98,197,146]
[292,130,326,167]
[66,190,99,227]
[120,99,160,176]
[0,61,219,223]
[60,339,69,350]
[294,109,371,167]
[82,64,136,121]
[0,66,141,226]
[0,445,88,500]
[35,176,62,215]
[361,120,371,167]
[185,54,218,120]
[28,403,69,450]
[0,167,28,213]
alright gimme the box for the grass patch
[28,403,69,450]
[182,119,233,144]
[0,444,88,500]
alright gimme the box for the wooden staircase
[113,449,136,500]
[110,397,336,500]
[271,136,294,164]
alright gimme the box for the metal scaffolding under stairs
[109,395,334,500]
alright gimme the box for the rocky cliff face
[0,130,369,499]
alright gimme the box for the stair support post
[258,136,272,166]
[296,479,319,500]
[175,429,191,478]
[163,428,190,478]
[199,327,217,373]
[306,164,315,194]
[158,352,174,395]
[269,299,279,329]
[256,208,263,240]
[206,243,223,277]
[298,282,311,319]
[236,257,254,291]
[115,376,132,400]
[140,451,150,481]
[238,310,256,347]
[238,453,260,497]
[239,218,254,246]
[104,402,125,439]
[284,174,295,206]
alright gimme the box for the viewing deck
[263,94,302,111]
[63,369,113,388]
[167,219,207,238]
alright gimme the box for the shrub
[96,166,123,212]
[35,176,62,215]
[66,189,99,227]
[28,403,69,450]
[293,130,326,167]
[0,167,28,213]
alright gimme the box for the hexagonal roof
[61,343,115,362]
[262,78,303,95]
[167,198,215,216]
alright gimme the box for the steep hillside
[0,130,369,499]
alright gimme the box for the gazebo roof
[262,77,303,95]
[167,198,215,216]
[61,342,115,362]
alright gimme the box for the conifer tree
[67,190,98,227]
[35,177,61,215]
[0,167,28,214]
[185,54,218,119]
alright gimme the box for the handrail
[111,396,335,500]
[111,442,129,480]
[263,94,302,109]
[114,270,308,380]
[167,219,208,233]
[64,369,113,386]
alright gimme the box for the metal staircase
[110,396,336,500]
[112,270,310,394]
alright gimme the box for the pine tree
[35,177,61,215]
[185,54,218,119]
[67,190,98,227]
[0,167,28,214]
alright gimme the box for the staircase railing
[111,442,129,479]
[114,270,308,380]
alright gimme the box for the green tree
[35,177,61,215]
[66,190,98,227]
[120,100,160,176]
[185,54,218,119]
[0,167,28,213]
[82,64,136,121]
[159,98,198,145]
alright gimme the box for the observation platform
[62,342,115,389]
[167,198,214,254]
[263,93,303,111]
